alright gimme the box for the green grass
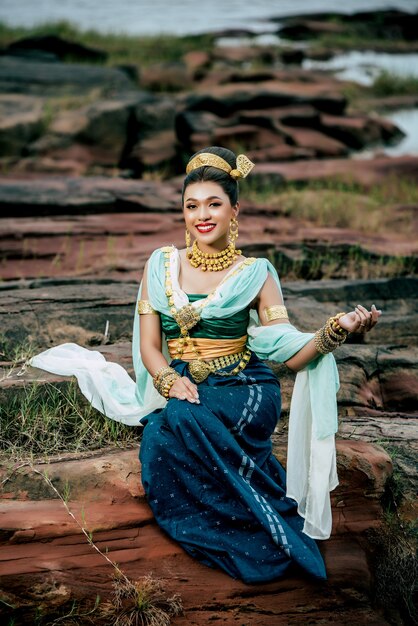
[0,20,215,68]
[370,69,418,97]
[0,380,139,460]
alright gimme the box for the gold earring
[229,218,239,245]
[185,228,192,258]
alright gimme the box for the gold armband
[137,300,158,315]
[264,305,288,322]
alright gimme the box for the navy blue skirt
[139,353,326,584]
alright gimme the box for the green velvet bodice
[160,294,250,339]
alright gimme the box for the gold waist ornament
[167,335,247,360]
[188,348,252,384]
[167,335,250,383]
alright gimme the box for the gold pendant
[188,359,212,383]
[174,305,201,333]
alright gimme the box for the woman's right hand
[169,376,200,403]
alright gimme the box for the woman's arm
[256,273,381,372]
[140,261,199,403]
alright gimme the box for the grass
[270,243,416,281]
[370,70,418,97]
[0,380,139,460]
[245,174,418,235]
[0,20,214,68]
[99,575,183,626]
[368,513,417,626]
[2,467,183,625]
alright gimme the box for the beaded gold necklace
[187,240,241,272]
[162,246,255,377]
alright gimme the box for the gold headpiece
[186,152,255,180]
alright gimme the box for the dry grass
[245,175,418,235]
[99,574,183,626]
[0,380,138,461]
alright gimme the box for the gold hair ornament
[186,153,255,180]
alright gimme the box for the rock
[25,92,176,172]
[182,51,211,79]
[0,55,134,96]
[134,94,176,135]
[127,129,178,175]
[180,80,347,116]
[245,144,314,162]
[0,279,139,347]
[0,175,180,216]
[213,46,277,65]
[5,35,108,63]
[0,442,393,625]
[239,105,322,130]
[254,155,418,187]
[280,126,349,157]
[277,19,347,40]
[48,100,131,164]
[0,94,45,156]
[175,110,233,145]
[279,48,306,65]
[141,61,193,92]
[319,113,404,149]
[274,9,418,42]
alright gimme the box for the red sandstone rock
[0,443,393,625]
[254,154,418,187]
[180,79,347,116]
[281,126,349,157]
[182,51,211,78]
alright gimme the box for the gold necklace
[187,240,241,272]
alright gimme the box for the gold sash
[167,335,247,361]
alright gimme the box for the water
[0,0,417,35]
[303,51,418,86]
[353,109,418,158]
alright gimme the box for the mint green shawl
[30,245,339,539]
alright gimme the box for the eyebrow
[185,196,222,202]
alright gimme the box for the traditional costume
[30,243,339,583]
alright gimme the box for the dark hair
[182,146,239,206]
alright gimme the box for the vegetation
[367,443,418,626]
[245,174,418,234]
[370,69,418,97]
[0,20,214,68]
[0,380,138,460]
[1,467,182,625]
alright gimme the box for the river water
[1,0,418,35]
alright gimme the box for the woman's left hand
[338,304,382,334]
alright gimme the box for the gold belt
[167,335,248,361]
[188,348,252,384]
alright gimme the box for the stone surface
[0,275,416,346]
[0,175,179,216]
[0,442,393,625]
[254,155,418,187]
[180,79,347,116]
[0,94,45,156]
[6,35,108,63]
[0,56,134,96]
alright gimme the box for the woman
[134,146,381,583]
[30,145,381,583]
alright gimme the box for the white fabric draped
[29,245,339,539]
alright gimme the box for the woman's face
[182,181,239,250]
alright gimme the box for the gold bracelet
[138,300,158,315]
[264,304,288,322]
[314,314,348,355]
[153,366,180,398]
